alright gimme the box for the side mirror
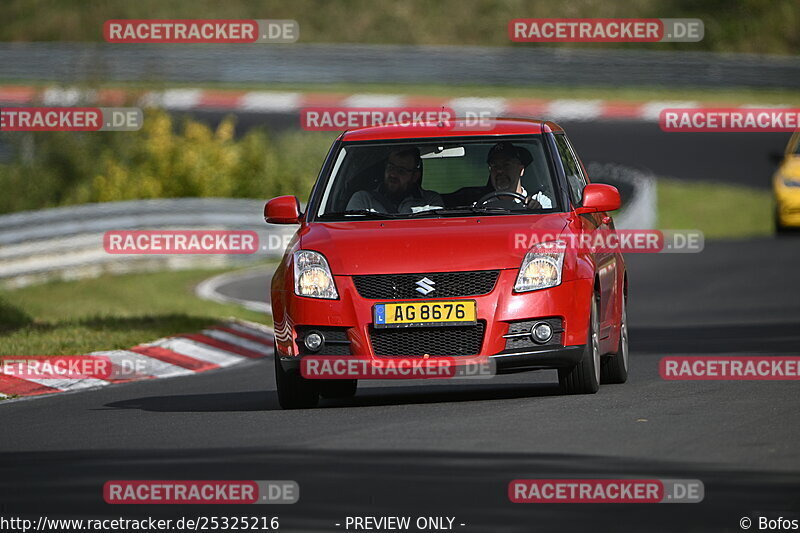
[575,184,621,214]
[264,195,301,224]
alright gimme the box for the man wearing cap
[346,146,444,214]
[484,141,552,209]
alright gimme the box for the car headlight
[514,240,566,292]
[293,250,338,299]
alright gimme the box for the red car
[265,118,628,408]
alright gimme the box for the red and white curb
[0,85,784,122]
[0,318,273,401]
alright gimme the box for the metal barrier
[1,43,798,89]
[0,198,294,288]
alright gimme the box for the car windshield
[315,137,560,220]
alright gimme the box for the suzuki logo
[415,277,435,295]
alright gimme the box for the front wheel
[274,348,319,409]
[558,297,601,394]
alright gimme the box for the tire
[274,348,319,409]
[318,379,358,399]
[601,294,629,384]
[558,296,601,394]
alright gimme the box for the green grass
[657,178,773,238]
[4,0,799,54]
[9,80,800,106]
[0,266,273,356]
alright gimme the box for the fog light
[531,322,553,344]
[304,332,324,352]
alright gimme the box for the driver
[483,142,552,209]
[347,147,443,213]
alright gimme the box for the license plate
[373,300,477,328]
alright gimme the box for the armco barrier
[0,43,798,89]
[0,198,296,288]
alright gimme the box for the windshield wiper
[408,205,515,216]
[321,209,402,219]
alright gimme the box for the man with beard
[346,147,443,214]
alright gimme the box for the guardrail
[0,164,654,289]
[0,198,295,288]
[1,43,798,89]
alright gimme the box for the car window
[420,148,487,193]
[315,137,560,220]
[554,134,587,206]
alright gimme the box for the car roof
[338,118,564,141]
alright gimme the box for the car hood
[299,214,571,275]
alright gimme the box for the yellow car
[773,131,800,232]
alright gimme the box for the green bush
[0,110,335,213]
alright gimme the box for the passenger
[346,147,443,214]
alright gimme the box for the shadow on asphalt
[101,382,563,413]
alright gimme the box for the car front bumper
[274,269,594,374]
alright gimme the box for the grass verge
[657,178,773,239]
[0,266,273,356]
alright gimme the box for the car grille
[369,322,485,356]
[353,270,500,299]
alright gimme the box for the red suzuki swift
[265,118,628,408]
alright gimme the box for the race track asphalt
[1,118,798,533]
[2,239,799,532]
